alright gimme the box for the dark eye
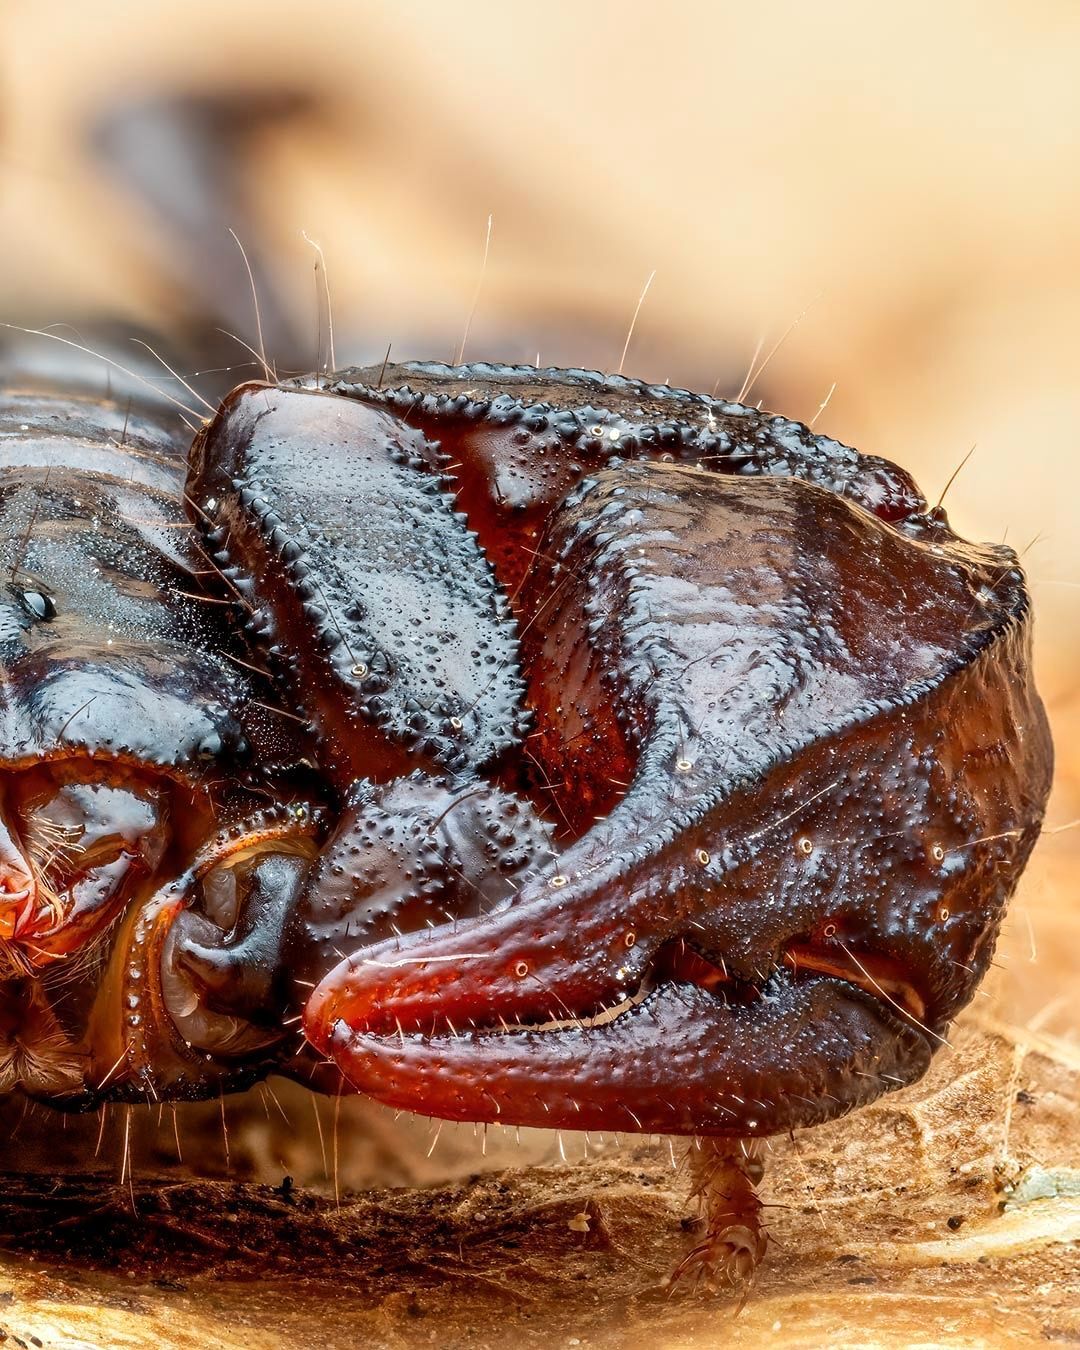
[19,590,56,621]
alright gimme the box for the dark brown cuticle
[0,360,1052,1147]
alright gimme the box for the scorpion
[0,351,1053,1288]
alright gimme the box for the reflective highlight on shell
[0,361,1052,1142]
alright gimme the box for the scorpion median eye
[19,591,56,621]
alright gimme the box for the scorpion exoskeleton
[0,355,1053,1287]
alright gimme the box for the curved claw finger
[306,973,930,1136]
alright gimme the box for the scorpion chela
[0,352,1053,1285]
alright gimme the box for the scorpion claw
[306,970,930,1136]
[0,359,1053,1182]
[304,447,1045,1138]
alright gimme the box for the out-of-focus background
[1,3,1078,1346]
[5,3,1079,695]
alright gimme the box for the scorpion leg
[305,459,1050,1135]
[671,1139,767,1299]
[92,88,318,389]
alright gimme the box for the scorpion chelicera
[0,356,1053,1285]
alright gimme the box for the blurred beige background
[4,2,1078,683]
[1,0,1077,1186]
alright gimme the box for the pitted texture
[0,365,1054,1143]
[303,441,1049,1135]
[190,365,1047,1139]
[190,387,528,785]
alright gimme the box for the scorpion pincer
[0,358,1052,1287]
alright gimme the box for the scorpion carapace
[0,362,1053,1147]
